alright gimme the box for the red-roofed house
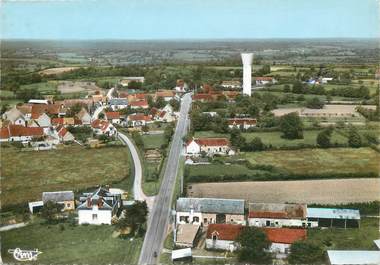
[264,228,307,254]
[255,77,277,85]
[206,224,242,252]
[228,118,257,130]
[105,112,121,124]
[0,127,10,142]
[130,100,149,109]
[155,90,175,102]
[185,138,233,156]
[57,126,75,142]
[192,94,214,102]
[91,119,116,136]
[156,110,176,123]
[127,113,152,127]
[6,125,44,142]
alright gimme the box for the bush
[288,241,324,264]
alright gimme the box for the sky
[1,0,379,40]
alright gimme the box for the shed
[307,208,360,228]
[171,248,192,261]
[175,224,200,248]
[327,250,380,265]
[28,201,44,214]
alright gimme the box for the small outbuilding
[327,250,380,265]
[171,248,192,262]
[175,224,200,248]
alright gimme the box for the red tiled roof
[135,93,146,100]
[130,100,149,107]
[52,118,63,125]
[256,77,273,81]
[206,224,243,241]
[156,90,175,98]
[105,112,120,119]
[0,127,9,139]
[8,125,44,137]
[58,127,68,137]
[118,91,129,98]
[159,111,167,118]
[228,118,257,126]
[128,113,151,121]
[91,119,110,131]
[263,228,307,244]
[150,107,159,116]
[31,104,47,119]
[192,94,214,101]
[187,138,230,147]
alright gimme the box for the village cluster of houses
[174,197,361,257]
[29,187,123,225]
[220,77,277,89]
[0,86,181,147]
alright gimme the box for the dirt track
[187,178,380,204]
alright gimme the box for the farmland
[1,221,142,264]
[244,147,380,175]
[194,130,348,148]
[1,145,131,207]
[187,178,380,204]
[141,133,165,149]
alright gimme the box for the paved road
[118,132,155,209]
[138,93,192,265]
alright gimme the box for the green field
[141,133,166,149]
[244,147,380,175]
[1,145,131,207]
[1,221,142,264]
[308,217,379,250]
[20,81,58,95]
[194,130,348,148]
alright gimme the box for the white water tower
[241,53,253,96]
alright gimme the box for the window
[266,220,270,226]
[230,219,234,223]
[193,217,199,223]
[212,235,217,241]
[179,216,187,222]
[67,203,71,208]
[204,218,208,224]
[92,214,98,221]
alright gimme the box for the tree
[117,201,148,236]
[248,105,260,118]
[169,98,180,111]
[249,137,265,151]
[284,84,291,92]
[66,103,84,116]
[155,96,166,109]
[279,112,303,139]
[348,127,362,148]
[230,128,246,149]
[41,201,64,223]
[141,125,149,134]
[306,97,325,109]
[98,113,105,119]
[288,241,324,264]
[236,227,271,264]
[316,128,333,148]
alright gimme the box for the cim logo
[8,248,42,261]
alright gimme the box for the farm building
[175,224,200,248]
[176,197,245,226]
[42,191,75,211]
[327,250,380,265]
[185,137,234,156]
[109,98,128,111]
[248,203,308,228]
[206,224,242,252]
[307,208,360,228]
[263,228,307,255]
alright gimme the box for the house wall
[200,145,230,155]
[78,209,112,225]
[176,211,203,225]
[206,239,237,252]
[63,132,75,142]
[63,200,75,211]
[185,141,201,155]
[248,218,306,228]
[177,212,245,226]
[269,242,291,254]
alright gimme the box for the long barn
[307,208,360,229]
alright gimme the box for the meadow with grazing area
[1,145,131,207]
[187,178,380,204]
[1,221,142,264]
[244,147,380,175]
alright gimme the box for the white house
[91,119,116,136]
[248,203,308,228]
[228,118,257,130]
[156,111,176,123]
[127,113,152,127]
[155,90,175,102]
[255,77,277,85]
[76,108,92,125]
[57,126,75,142]
[220,80,241,89]
[33,113,52,128]
[109,98,129,111]
[2,107,27,126]
[1,125,44,143]
[185,138,233,156]
[105,111,121,124]
[176,197,245,227]
[206,224,242,252]
[77,187,121,225]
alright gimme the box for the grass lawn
[186,164,269,179]
[308,217,379,250]
[1,145,131,207]
[1,221,142,264]
[194,130,348,148]
[244,147,380,175]
[141,133,165,149]
[20,81,58,95]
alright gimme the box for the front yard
[1,144,131,207]
[1,220,142,264]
